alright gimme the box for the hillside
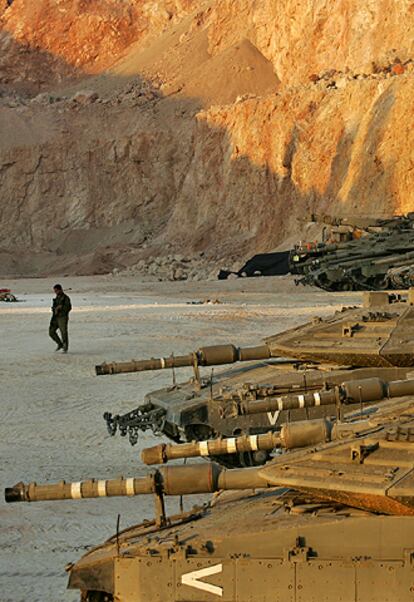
[0,0,413,276]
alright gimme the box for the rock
[335,76,348,89]
[391,63,405,75]
[321,69,337,80]
[173,267,187,280]
[360,61,376,76]
[371,60,386,74]
[72,90,99,105]
[32,92,54,104]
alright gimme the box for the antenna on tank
[303,370,310,420]
[171,353,176,388]
[116,513,121,557]
[210,369,214,400]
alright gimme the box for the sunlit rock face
[0,0,412,275]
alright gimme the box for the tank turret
[139,375,414,464]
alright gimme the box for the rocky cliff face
[0,0,197,91]
[0,0,413,276]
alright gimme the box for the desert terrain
[0,275,358,601]
[0,1,413,599]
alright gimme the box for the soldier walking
[49,284,72,353]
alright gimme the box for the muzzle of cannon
[95,344,271,375]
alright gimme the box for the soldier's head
[53,284,63,296]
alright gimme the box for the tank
[6,390,414,601]
[290,212,414,291]
[100,290,414,466]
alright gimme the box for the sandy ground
[0,275,360,602]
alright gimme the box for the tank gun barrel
[5,463,265,503]
[5,475,155,503]
[95,344,271,375]
[142,419,332,465]
[243,388,337,414]
[242,377,414,416]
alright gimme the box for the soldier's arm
[62,295,72,313]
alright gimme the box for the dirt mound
[108,22,278,105]
[182,38,278,105]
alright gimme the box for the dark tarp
[218,251,290,279]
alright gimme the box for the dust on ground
[0,275,360,601]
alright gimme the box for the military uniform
[49,292,72,351]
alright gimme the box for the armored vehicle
[99,290,414,467]
[0,287,17,302]
[6,388,414,602]
[290,212,414,291]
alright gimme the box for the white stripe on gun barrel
[227,438,237,453]
[71,482,82,499]
[249,435,259,451]
[126,478,135,495]
[199,441,209,456]
[97,480,107,497]
[314,392,321,406]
